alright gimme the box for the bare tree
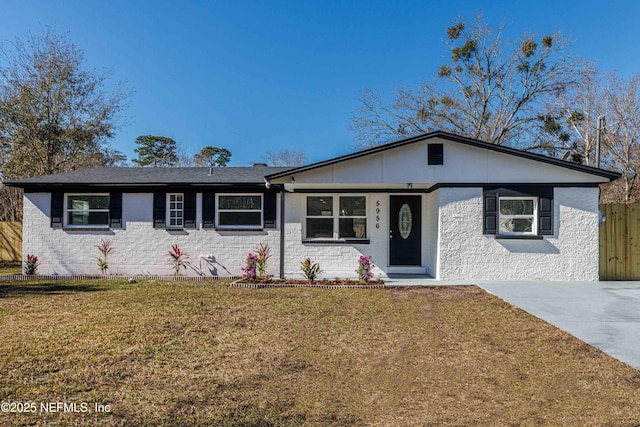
[0,28,130,179]
[262,149,307,166]
[351,16,582,150]
[542,70,640,202]
[539,66,605,165]
[602,74,640,202]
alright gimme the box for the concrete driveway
[479,281,640,370]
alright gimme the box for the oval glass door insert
[398,204,412,239]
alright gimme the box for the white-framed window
[499,197,537,235]
[65,194,110,227]
[305,195,367,239]
[306,196,334,238]
[167,193,184,228]
[216,194,263,228]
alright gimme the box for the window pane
[219,212,261,226]
[500,218,533,233]
[68,195,109,210]
[500,199,534,215]
[340,196,366,217]
[339,218,367,238]
[68,211,109,225]
[307,197,333,216]
[306,218,333,238]
[219,196,261,210]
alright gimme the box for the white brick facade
[23,193,281,277]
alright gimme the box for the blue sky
[1,0,639,166]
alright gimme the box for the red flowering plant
[242,253,259,282]
[356,255,375,284]
[168,244,189,276]
[24,254,40,275]
[96,239,114,274]
[300,257,322,283]
[255,243,272,279]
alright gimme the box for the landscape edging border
[230,280,386,289]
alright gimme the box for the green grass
[0,280,639,426]
[0,262,21,275]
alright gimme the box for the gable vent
[427,144,444,165]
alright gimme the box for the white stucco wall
[282,192,388,279]
[436,187,600,281]
[22,192,281,276]
[281,192,440,278]
[425,190,439,278]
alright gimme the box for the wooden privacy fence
[0,222,22,262]
[599,204,640,280]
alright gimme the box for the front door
[389,195,422,266]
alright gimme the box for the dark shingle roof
[5,166,293,189]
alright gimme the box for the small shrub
[168,244,189,276]
[96,239,114,274]
[300,258,322,283]
[242,253,259,282]
[356,255,375,284]
[24,254,40,275]
[256,243,272,279]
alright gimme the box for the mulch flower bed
[230,278,386,289]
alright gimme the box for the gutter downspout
[279,188,285,279]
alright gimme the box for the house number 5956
[375,200,381,229]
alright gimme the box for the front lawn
[0,262,21,275]
[0,280,639,425]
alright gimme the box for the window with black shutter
[183,192,196,229]
[110,192,123,229]
[263,192,277,228]
[51,192,64,229]
[153,192,166,228]
[483,186,554,237]
[202,192,215,228]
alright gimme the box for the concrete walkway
[479,281,640,370]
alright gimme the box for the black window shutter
[51,192,64,229]
[538,194,554,235]
[110,192,123,229]
[184,192,196,229]
[202,192,215,228]
[153,192,166,228]
[263,192,277,228]
[428,144,444,165]
[483,190,498,235]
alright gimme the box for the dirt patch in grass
[0,280,639,426]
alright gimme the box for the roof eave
[7,182,284,191]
